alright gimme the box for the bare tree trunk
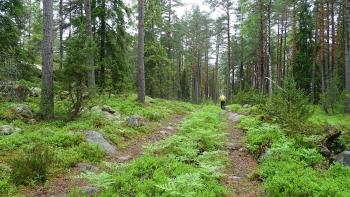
[137,0,145,103]
[40,0,54,119]
[84,0,95,88]
[205,46,209,100]
[320,0,329,112]
[267,0,273,97]
[100,0,106,88]
[279,12,284,86]
[292,2,297,73]
[59,0,64,71]
[227,10,232,99]
[311,1,319,104]
[214,32,220,101]
[345,0,350,113]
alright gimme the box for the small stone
[228,175,241,181]
[160,130,168,135]
[30,87,41,97]
[0,125,21,136]
[76,163,99,172]
[101,105,116,114]
[80,186,99,195]
[126,115,144,128]
[26,119,36,124]
[336,151,350,166]
[166,126,174,131]
[239,147,247,152]
[118,156,131,162]
[14,104,33,119]
[243,104,251,108]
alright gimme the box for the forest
[0,0,350,196]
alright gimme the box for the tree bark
[267,0,273,97]
[345,0,350,113]
[84,0,95,88]
[227,9,232,99]
[99,0,106,88]
[59,0,64,71]
[40,0,54,119]
[137,0,145,103]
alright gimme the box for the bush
[232,90,268,105]
[10,144,53,185]
[264,79,312,131]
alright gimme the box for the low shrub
[10,144,53,186]
[263,79,313,131]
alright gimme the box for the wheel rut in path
[114,114,184,163]
[27,114,186,197]
[224,112,263,197]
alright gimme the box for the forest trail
[114,114,184,163]
[26,114,185,197]
[224,112,263,197]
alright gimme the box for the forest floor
[25,114,186,196]
[223,112,263,197]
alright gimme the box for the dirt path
[114,114,184,163]
[26,114,185,197]
[223,112,263,197]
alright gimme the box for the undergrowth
[81,106,229,196]
[237,115,350,196]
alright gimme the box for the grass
[0,94,195,195]
[308,105,350,130]
[81,106,230,196]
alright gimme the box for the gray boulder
[14,104,33,119]
[228,112,241,122]
[336,151,350,166]
[84,131,116,156]
[126,115,144,128]
[0,125,21,136]
[30,87,41,97]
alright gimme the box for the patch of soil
[23,167,90,197]
[223,112,263,197]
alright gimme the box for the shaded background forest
[1,0,350,111]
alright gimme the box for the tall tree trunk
[283,9,288,81]
[320,0,329,112]
[345,0,350,113]
[40,0,54,119]
[99,0,106,88]
[59,0,64,71]
[259,0,265,93]
[137,0,145,103]
[311,0,319,104]
[331,0,338,104]
[84,0,95,88]
[205,45,209,100]
[279,12,285,86]
[214,32,220,101]
[267,0,272,97]
[291,2,297,73]
[227,10,232,99]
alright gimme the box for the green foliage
[232,90,267,105]
[10,144,53,186]
[63,32,96,118]
[239,114,350,196]
[264,79,312,131]
[82,106,229,196]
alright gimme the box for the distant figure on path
[219,94,226,110]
